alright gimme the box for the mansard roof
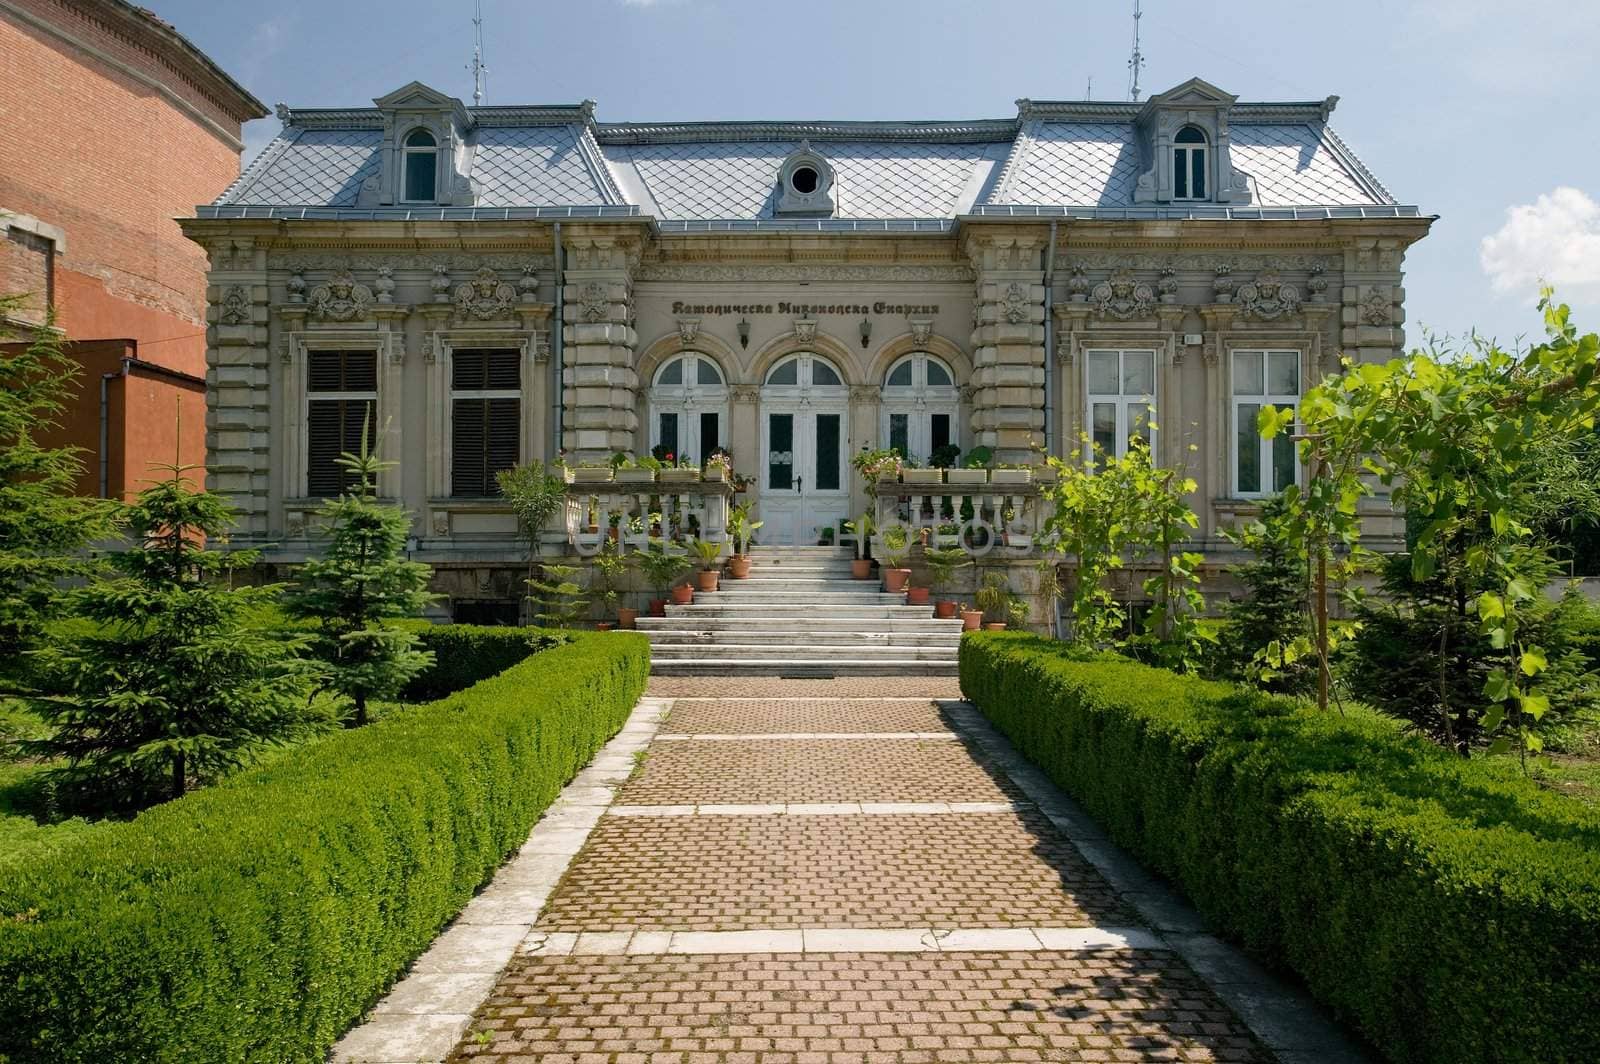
[206,79,1416,223]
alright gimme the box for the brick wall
[0,0,262,376]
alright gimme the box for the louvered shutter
[450,349,520,498]
[306,351,377,497]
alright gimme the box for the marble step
[648,657,959,676]
[637,616,962,632]
[649,643,959,661]
[641,629,962,647]
[661,605,940,620]
[696,591,906,605]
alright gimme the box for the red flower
[665,452,675,462]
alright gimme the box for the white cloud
[1480,187,1600,299]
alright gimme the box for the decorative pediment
[1132,77,1252,206]
[1143,77,1238,111]
[373,81,471,127]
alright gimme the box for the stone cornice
[1016,99,1340,125]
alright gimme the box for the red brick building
[1,0,266,496]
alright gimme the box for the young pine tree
[24,457,327,809]
[0,303,120,672]
[1220,494,1315,694]
[284,430,436,726]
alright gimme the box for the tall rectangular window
[451,348,521,498]
[814,413,841,492]
[1232,349,1301,497]
[1084,349,1156,466]
[767,413,793,491]
[306,350,378,497]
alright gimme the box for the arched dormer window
[402,128,438,202]
[774,141,836,216]
[1173,126,1207,201]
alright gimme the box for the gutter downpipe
[1042,219,1058,457]
[99,360,129,498]
[552,222,564,457]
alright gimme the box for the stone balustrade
[563,475,736,556]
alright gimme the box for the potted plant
[617,454,658,485]
[726,501,761,578]
[639,543,691,613]
[989,464,1032,487]
[960,603,984,631]
[704,448,733,482]
[852,447,903,497]
[976,571,1011,630]
[691,536,724,592]
[946,445,990,487]
[928,443,961,470]
[935,522,961,549]
[570,463,614,486]
[589,544,625,628]
[879,525,911,593]
[924,547,967,619]
[844,511,875,579]
[1005,595,1031,632]
[660,452,701,485]
[902,461,943,487]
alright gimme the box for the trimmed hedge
[960,632,1600,1064]
[0,630,649,1063]
[396,621,565,701]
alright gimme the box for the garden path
[334,678,1368,1064]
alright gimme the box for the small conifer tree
[24,449,327,808]
[1220,494,1314,693]
[284,427,436,726]
[0,302,120,671]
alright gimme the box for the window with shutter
[451,348,521,497]
[306,350,378,497]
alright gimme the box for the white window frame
[1173,126,1208,201]
[880,352,960,463]
[1083,348,1158,466]
[1230,348,1302,498]
[648,352,729,464]
[449,349,522,498]
[401,128,438,204]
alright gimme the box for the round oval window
[790,166,819,194]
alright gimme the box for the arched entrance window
[647,353,727,464]
[759,353,849,546]
[880,352,959,463]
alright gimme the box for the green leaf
[1520,648,1548,677]
[1483,669,1512,702]
[1476,593,1505,620]
[1481,704,1506,733]
[1518,691,1551,720]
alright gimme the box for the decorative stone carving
[730,385,760,403]
[1307,264,1328,303]
[1362,287,1392,326]
[308,269,374,322]
[1156,267,1178,304]
[850,385,882,404]
[1064,252,1338,273]
[532,336,551,363]
[218,285,250,325]
[286,265,307,303]
[959,384,978,404]
[1002,282,1029,324]
[676,318,700,347]
[432,511,450,537]
[286,513,305,538]
[908,319,934,345]
[373,266,395,304]
[1090,269,1156,321]
[518,264,539,302]
[1066,264,1091,302]
[1212,264,1236,304]
[268,252,556,272]
[430,264,452,303]
[633,263,976,283]
[453,267,517,320]
[1236,270,1302,321]
[1055,338,1073,365]
[792,319,818,343]
[579,282,609,322]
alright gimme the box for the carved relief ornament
[309,270,374,322]
[676,318,700,347]
[579,282,610,322]
[218,285,250,325]
[1001,282,1029,324]
[908,319,934,345]
[1091,269,1156,321]
[1236,270,1303,322]
[454,267,517,320]
[1362,287,1392,326]
[793,319,818,343]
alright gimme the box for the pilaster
[561,230,643,461]
[1341,237,1408,368]
[965,230,1046,463]
[203,239,271,540]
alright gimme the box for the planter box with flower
[945,467,987,487]
[988,467,1032,487]
[901,467,944,486]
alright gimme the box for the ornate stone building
[179,77,1431,618]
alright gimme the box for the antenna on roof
[468,0,488,106]
[1127,0,1145,102]
[1086,76,1093,99]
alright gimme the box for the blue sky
[158,0,1600,349]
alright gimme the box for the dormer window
[775,142,836,216]
[402,128,437,202]
[789,165,819,195]
[1173,126,1207,200]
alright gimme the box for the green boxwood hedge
[0,630,649,1063]
[396,621,565,701]
[960,632,1600,1064]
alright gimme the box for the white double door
[759,404,849,547]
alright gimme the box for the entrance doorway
[759,353,849,546]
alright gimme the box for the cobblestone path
[442,678,1277,1063]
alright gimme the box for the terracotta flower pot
[618,607,639,629]
[596,621,615,632]
[695,569,720,593]
[882,568,911,593]
[851,558,873,580]
[983,622,1007,631]
[935,600,958,619]
[961,608,983,631]
[728,554,751,579]
[906,586,929,606]
[671,584,693,605]
[649,598,667,617]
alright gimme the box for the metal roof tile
[220,129,380,206]
[470,125,614,207]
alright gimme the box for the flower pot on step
[670,584,693,605]
[882,568,911,593]
[649,598,667,617]
[728,554,751,579]
[983,622,1007,631]
[694,569,720,592]
[906,587,929,606]
[851,558,873,580]
[935,600,958,619]
[596,621,615,632]
[961,608,983,631]
[618,607,639,629]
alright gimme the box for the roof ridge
[985,118,1038,206]
[596,119,1018,145]
[1317,123,1396,206]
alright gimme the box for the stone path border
[329,696,673,1064]
[608,800,1023,816]
[655,730,958,740]
[518,925,1167,955]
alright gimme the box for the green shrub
[0,631,648,1063]
[960,632,1600,1064]
[395,621,569,702]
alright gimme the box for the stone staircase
[638,546,963,676]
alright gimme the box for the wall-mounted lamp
[858,317,872,349]
[737,317,751,349]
